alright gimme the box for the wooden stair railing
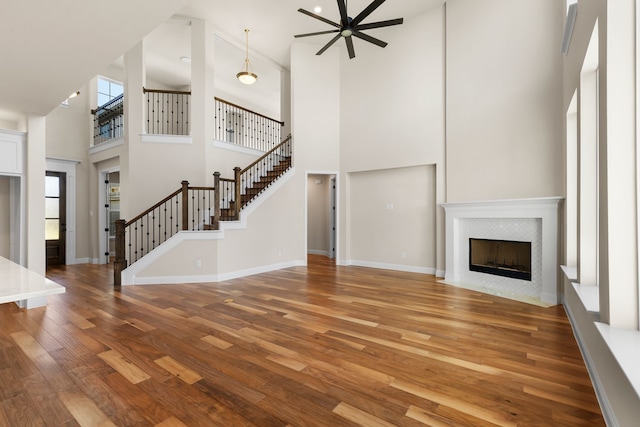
[114,181,215,286]
[234,134,293,216]
[114,135,293,287]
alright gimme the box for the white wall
[446,0,564,202]
[340,9,445,172]
[337,7,446,271]
[46,85,91,262]
[291,44,341,171]
[348,165,436,272]
[0,177,9,258]
[212,36,282,121]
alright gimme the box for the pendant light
[237,29,258,85]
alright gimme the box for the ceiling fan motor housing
[294,0,403,59]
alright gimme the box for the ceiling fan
[294,0,403,59]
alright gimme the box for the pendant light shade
[237,29,257,85]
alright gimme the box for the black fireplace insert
[469,238,532,281]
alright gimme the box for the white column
[566,93,578,267]
[26,114,46,275]
[191,18,215,186]
[578,70,598,286]
[600,0,638,329]
[121,40,145,219]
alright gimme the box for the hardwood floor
[0,255,604,426]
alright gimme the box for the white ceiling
[145,0,444,114]
[0,0,189,117]
[178,0,445,68]
[0,0,443,119]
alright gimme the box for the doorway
[307,173,338,263]
[100,170,120,264]
[45,171,66,267]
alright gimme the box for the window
[45,174,61,240]
[97,77,123,107]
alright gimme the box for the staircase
[114,135,292,286]
[218,156,292,222]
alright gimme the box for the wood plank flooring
[0,255,605,426]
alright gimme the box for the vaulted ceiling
[0,0,189,116]
[0,0,443,118]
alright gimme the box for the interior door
[45,171,66,267]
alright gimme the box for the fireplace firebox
[469,238,532,281]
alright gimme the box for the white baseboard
[69,257,93,265]
[345,259,436,275]
[563,301,617,427]
[215,260,306,282]
[307,249,330,257]
[131,259,306,285]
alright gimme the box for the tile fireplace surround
[441,197,563,306]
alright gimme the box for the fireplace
[442,197,563,306]
[469,238,532,281]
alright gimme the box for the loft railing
[113,135,293,286]
[91,94,124,145]
[144,87,190,135]
[214,97,284,152]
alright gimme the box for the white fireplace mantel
[442,197,564,306]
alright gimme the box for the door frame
[46,158,78,264]
[305,171,339,263]
[45,171,66,266]
[99,166,120,264]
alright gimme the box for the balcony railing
[91,94,124,145]
[91,90,281,151]
[214,97,284,152]
[144,87,190,135]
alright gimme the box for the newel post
[181,180,189,230]
[114,219,126,288]
[234,167,242,220]
[213,172,221,230]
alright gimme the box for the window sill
[595,322,640,399]
[561,265,599,313]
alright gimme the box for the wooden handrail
[240,134,292,175]
[143,87,192,96]
[215,97,284,126]
[124,187,183,227]
[91,93,124,115]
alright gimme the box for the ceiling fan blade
[294,29,340,38]
[351,0,386,27]
[355,18,403,31]
[316,34,342,55]
[337,0,349,27]
[352,31,387,48]
[298,8,341,28]
[345,36,356,59]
